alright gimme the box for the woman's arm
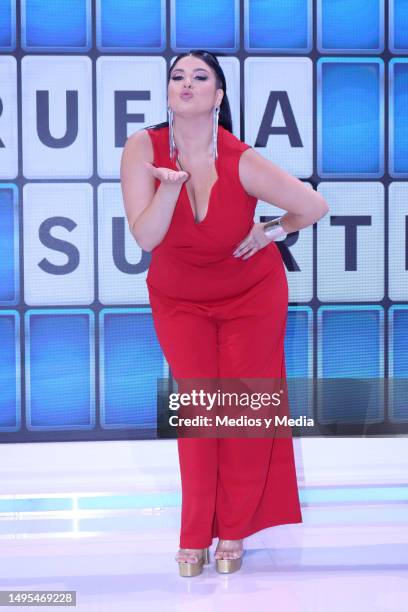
[239,148,329,234]
[120,130,184,252]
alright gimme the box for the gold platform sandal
[215,540,244,574]
[175,547,210,577]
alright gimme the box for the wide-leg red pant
[148,261,303,548]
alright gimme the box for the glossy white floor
[0,439,407,611]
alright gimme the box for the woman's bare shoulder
[123,129,154,163]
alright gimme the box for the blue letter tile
[318,0,384,53]
[245,0,311,53]
[25,310,95,429]
[97,0,165,51]
[100,309,169,430]
[22,0,91,51]
[317,58,384,177]
[171,0,238,52]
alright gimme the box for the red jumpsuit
[146,124,303,548]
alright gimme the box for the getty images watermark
[157,377,315,439]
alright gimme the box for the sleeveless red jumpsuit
[145,125,303,548]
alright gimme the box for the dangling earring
[168,106,176,161]
[213,106,220,160]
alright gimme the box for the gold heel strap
[176,547,210,564]
[215,551,244,574]
[177,548,210,577]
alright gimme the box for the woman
[121,50,329,577]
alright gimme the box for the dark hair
[145,50,233,133]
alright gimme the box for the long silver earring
[213,106,220,160]
[168,106,176,160]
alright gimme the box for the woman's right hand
[144,161,189,186]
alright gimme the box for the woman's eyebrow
[171,68,210,73]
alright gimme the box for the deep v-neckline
[185,157,219,225]
[171,138,221,226]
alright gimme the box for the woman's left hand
[232,223,273,260]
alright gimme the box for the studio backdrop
[0,0,407,443]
